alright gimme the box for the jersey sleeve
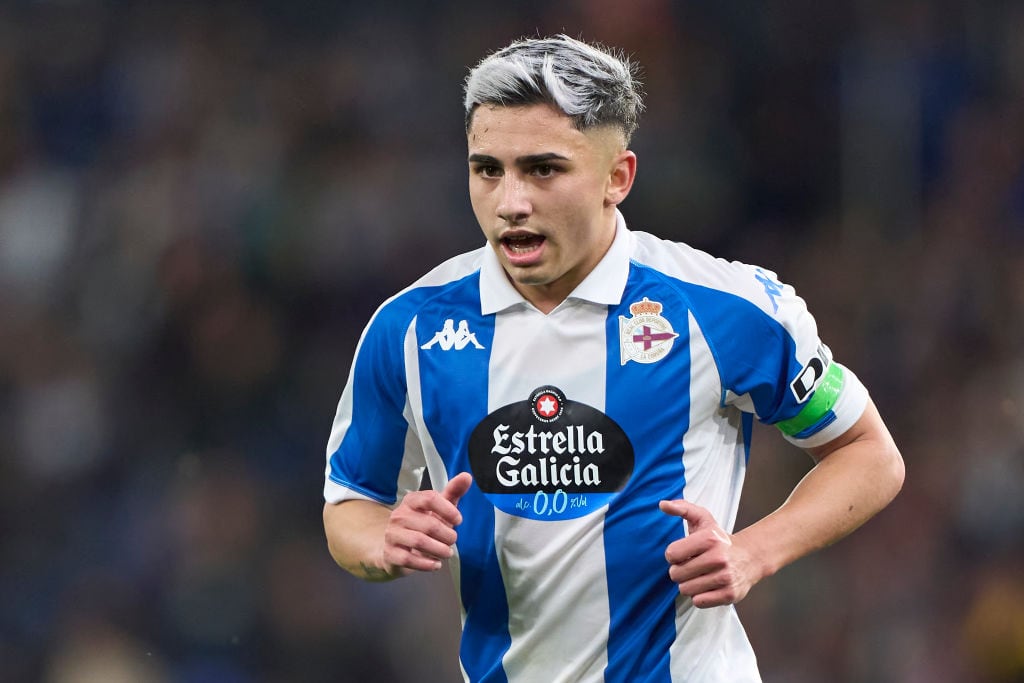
[693,264,869,449]
[323,297,425,505]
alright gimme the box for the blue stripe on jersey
[413,272,511,682]
[328,286,442,503]
[602,266,692,682]
[452,494,511,683]
[676,282,804,425]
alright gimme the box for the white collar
[479,209,633,315]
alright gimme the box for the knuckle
[401,491,431,511]
[396,493,418,510]
[708,549,731,570]
[389,507,413,526]
[425,518,453,543]
[719,568,738,588]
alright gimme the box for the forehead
[467,103,598,157]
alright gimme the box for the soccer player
[322,35,904,682]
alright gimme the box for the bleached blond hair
[464,34,644,143]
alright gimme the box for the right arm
[323,472,473,581]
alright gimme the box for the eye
[473,164,502,179]
[530,164,558,177]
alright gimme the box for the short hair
[464,34,644,143]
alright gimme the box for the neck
[514,282,570,315]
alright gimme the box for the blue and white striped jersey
[324,212,869,683]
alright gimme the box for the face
[467,103,636,313]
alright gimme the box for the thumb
[442,472,473,507]
[659,499,714,531]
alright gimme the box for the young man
[322,35,904,682]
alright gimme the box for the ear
[605,150,637,207]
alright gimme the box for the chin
[505,266,552,286]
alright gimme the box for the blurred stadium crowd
[1,1,1022,682]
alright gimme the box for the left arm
[661,397,904,607]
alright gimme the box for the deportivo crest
[619,298,679,365]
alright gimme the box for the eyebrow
[468,152,570,166]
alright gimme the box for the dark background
[1,1,1022,681]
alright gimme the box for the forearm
[323,499,400,582]
[734,402,904,581]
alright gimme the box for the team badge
[619,297,679,365]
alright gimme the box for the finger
[664,525,732,565]
[689,585,747,609]
[425,473,472,526]
[390,505,459,546]
[671,569,732,600]
[659,499,716,532]
[404,490,463,527]
[384,525,456,562]
[442,472,473,507]
[383,544,447,573]
[664,535,714,565]
[667,548,731,584]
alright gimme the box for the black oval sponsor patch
[468,386,634,520]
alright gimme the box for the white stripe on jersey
[489,299,611,682]
[672,309,760,682]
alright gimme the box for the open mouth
[501,233,545,254]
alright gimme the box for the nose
[496,174,532,225]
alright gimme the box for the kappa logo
[754,268,784,314]
[420,319,485,351]
[619,297,679,365]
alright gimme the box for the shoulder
[350,246,487,372]
[628,230,790,318]
[372,246,488,327]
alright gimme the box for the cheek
[467,184,488,213]
[557,186,603,225]
[468,189,496,233]
[562,174,606,207]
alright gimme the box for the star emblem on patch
[530,386,565,423]
[537,395,558,417]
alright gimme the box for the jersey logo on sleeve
[420,319,485,351]
[754,268,783,313]
[618,298,679,365]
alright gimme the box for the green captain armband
[776,362,845,437]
